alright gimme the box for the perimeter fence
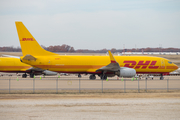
[0,75,180,94]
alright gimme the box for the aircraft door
[47,59,52,70]
[44,58,52,70]
[161,59,165,69]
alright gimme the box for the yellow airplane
[15,21,178,80]
[0,56,57,78]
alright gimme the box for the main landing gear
[22,73,27,78]
[89,74,96,80]
[160,74,164,80]
[99,71,108,80]
[89,74,107,80]
[30,73,35,78]
[100,74,107,80]
[22,73,35,78]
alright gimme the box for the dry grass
[1,91,180,100]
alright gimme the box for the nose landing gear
[78,74,81,78]
[160,74,164,80]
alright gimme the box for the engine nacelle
[119,67,136,77]
[42,70,58,76]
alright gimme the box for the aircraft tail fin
[15,21,58,56]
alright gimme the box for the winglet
[95,51,120,72]
[108,51,117,63]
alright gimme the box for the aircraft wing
[26,67,57,75]
[26,67,44,72]
[96,51,120,72]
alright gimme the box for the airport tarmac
[0,75,180,119]
[0,75,180,94]
[0,93,180,120]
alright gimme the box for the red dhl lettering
[124,61,136,68]
[148,61,159,69]
[123,61,159,69]
[21,38,34,41]
[135,61,150,69]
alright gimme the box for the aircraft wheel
[22,74,25,78]
[30,73,34,78]
[22,74,27,78]
[78,74,81,78]
[160,76,164,80]
[152,78,153,80]
[101,75,107,80]
[89,75,96,80]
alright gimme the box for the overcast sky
[0,0,180,50]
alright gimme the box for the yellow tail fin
[15,21,58,56]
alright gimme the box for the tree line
[0,45,180,53]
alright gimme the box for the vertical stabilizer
[15,22,58,56]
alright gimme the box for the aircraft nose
[174,65,179,70]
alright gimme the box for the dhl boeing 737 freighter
[15,22,178,80]
[0,56,57,78]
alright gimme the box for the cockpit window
[168,61,172,64]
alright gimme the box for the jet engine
[42,70,58,76]
[119,67,136,77]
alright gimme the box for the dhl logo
[21,38,35,41]
[123,61,159,69]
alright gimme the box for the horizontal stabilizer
[1,54,20,58]
[22,54,37,61]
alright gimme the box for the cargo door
[47,59,52,70]
[160,59,165,69]
[39,58,52,70]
